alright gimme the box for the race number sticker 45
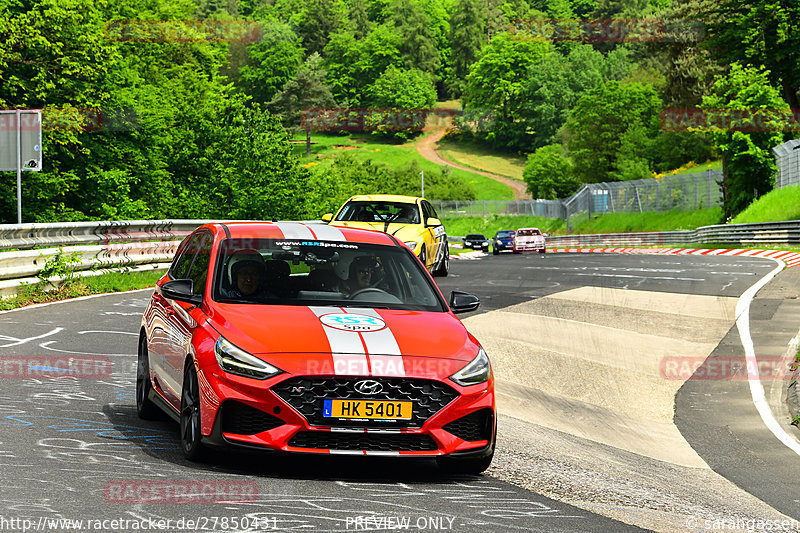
[319,313,387,332]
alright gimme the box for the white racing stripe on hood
[354,308,405,377]
[274,222,315,240]
[308,306,405,377]
[309,306,368,375]
[308,224,346,241]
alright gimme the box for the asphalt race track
[1,251,798,532]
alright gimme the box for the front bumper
[197,367,496,457]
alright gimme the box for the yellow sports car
[322,194,449,277]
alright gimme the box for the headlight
[403,241,418,251]
[450,348,491,386]
[214,336,282,380]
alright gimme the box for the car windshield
[517,229,541,236]
[466,234,485,240]
[335,201,420,224]
[496,231,514,238]
[213,238,445,312]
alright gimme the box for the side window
[170,234,202,280]
[186,233,213,296]
[422,201,439,221]
[420,202,431,223]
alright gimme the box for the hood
[332,221,421,241]
[208,304,478,362]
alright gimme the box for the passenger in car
[342,255,379,294]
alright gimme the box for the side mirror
[321,213,333,223]
[426,217,441,227]
[449,290,480,314]
[161,279,202,305]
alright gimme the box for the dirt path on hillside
[416,125,531,200]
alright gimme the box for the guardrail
[544,220,800,247]
[1,219,799,299]
[0,219,209,298]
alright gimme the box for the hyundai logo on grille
[354,380,383,395]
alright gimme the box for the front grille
[272,377,459,428]
[220,401,285,435]
[289,431,437,452]
[442,409,493,442]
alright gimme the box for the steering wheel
[349,287,389,299]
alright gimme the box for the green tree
[322,23,401,106]
[446,0,485,97]
[238,21,304,104]
[706,0,800,109]
[523,144,581,199]
[565,81,662,183]
[522,44,633,149]
[367,66,437,108]
[296,0,341,56]
[365,66,437,140]
[388,0,440,75]
[700,64,789,218]
[269,53,337,156]
[462,32,550,149]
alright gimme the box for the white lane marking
[274,222,315,240]
[307,224,346,241]
[737,258,800,456]
[38,341,133,357]
[0,328,64,348]
[573,273,705,281]
[0,288,153,315]
[78,330,138,336]
[102,312,141,316]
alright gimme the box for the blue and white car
[492,230,516,255]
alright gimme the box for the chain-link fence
[564,169,722,221]
[773,139,800,189]
[435,199,565,218]
[437,169,722,221]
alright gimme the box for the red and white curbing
[550,247,800,268]
[452,251,486,260]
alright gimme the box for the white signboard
[0,110,42,171]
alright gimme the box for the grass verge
[732,184,800,224]
[293,132,514,201]
[443,208,724,238]
[438,138,527,181]
[0,269,164,311]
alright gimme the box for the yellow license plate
[323,399,412,420]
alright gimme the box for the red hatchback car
[138,222,495,473]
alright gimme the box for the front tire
[136,336,159,420]
[432,246,449,277]
[180,361,206,461]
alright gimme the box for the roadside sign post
[0,110,43,224]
